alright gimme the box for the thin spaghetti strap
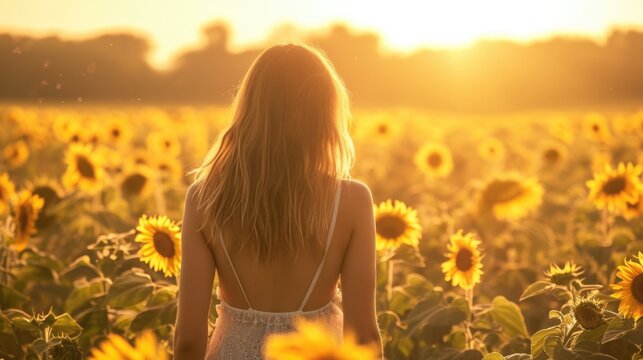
[218,233,253,310]
[298,181,342,312]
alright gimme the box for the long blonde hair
[191,43,354,264]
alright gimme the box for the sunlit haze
[1,0,643,68]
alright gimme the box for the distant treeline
[1,23,643,112]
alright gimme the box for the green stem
[464,287,474,350]
[386,259,396,301]
[600,208,612,246]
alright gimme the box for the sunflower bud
[572,296,605,330]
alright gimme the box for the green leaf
[402,273,434,299]
[388,288,415,315]
[520,281,555,301]
[575,322,608,345]
[490,296,529,338]
[483,352,505,360]
[10,316,41,344]
[64,277,109,314]
[0,313,22,358]
[60,256,102,282]
[0,283,29,309]
[148,285,177,307]
[51,313,82,338]
[106,270,154,308]
[530,325,562,359]
[543,334,563,358]
[602,316,635,343]
[406,297,469,335]
[130,300,177,332]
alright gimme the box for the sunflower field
[1,105,643,360]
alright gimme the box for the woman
[173,43,382,359]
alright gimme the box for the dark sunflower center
[592,124,600,132]
[71,134,80,143]
[76,156,96,179]
[550,273,575,286]
[153,231,175,258]
[135,157,146,165]
[632,274,643,304]
[544,149,560,162]
[122,174,147,196]
[427,153,442,167]
[455,248,473,271]
[601,177,626,195]
[376,215,407,239]
[164,140,171,148]
[111,128,121,138]
[482,180,525,205]
[377,124,388,134]
[573,301,603,330]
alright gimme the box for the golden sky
[1,0,642,68]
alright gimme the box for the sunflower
[586,162,643,212]
[0,172,16,215]
[146,131,181,157]
[11,190,44,252]
[27,177,64,229]
[477,174,544,222]
[135,214,181,277]
[373,199,422,252]
[152,156,184,185]
[131,148,152,167]
[120,166,154,199]
[352,112,402,142]
[541,142,567,167]
[477,138,505,163]
[571,295,606,330]
[3,140,30,168]
[102,115,133,148]
[414,142,454,178]
[52,112,82,143]
[583,113,611,143]
[88,330,168,360]
[62,143,106,194]
[544,261,584,286]
[611,251,643,320]
[264,318,379,360]
[441,230,484,290]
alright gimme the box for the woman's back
[212,180,347,313]
[204,180,346,359]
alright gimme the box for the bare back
[211,179,355,312]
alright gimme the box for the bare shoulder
[340,178,374,215]
[183,182,206,227]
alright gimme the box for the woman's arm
[340,180,383,357]
[174,184,216,359]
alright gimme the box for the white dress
[205,185,344,360]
